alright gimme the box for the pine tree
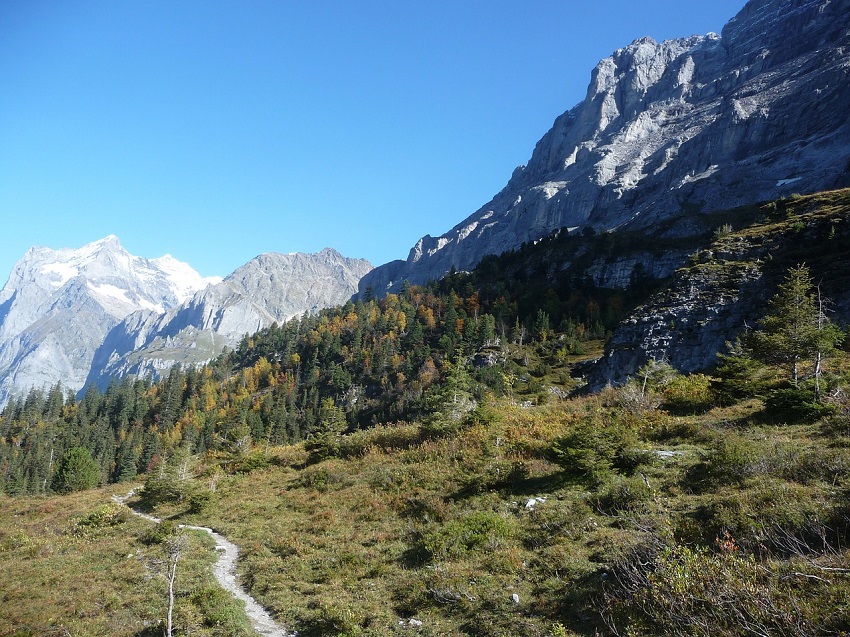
[751,264,843,390]
[52,447,101,493]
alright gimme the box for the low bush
[552,417,648,485]
[663,374,715,414]
[140,520,177,545]
[294,463,352,492]
[603,539,820,637]
[688,480,832,550]
[223,449,271,474]
[686,432,850,490]
[421,510,514,561]
[522,499,594,549]
[763,385,835,424]
[712,351,775,402]
[71,502,128,533]
[336,422,421,458]
[594,475,653,516]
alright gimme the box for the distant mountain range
[359,0,850,296]
[0,237,371,406]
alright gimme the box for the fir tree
[52,446,101,493]
[751,264,843,390]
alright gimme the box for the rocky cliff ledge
[589,189,850,388]
[360,0,850,296]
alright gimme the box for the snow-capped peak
[1,235,219,321]
[149,254,222,302]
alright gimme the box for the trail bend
[113,490,295,637]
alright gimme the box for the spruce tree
[52,447,101,493]
[751,264,843,390]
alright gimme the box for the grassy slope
[0,486,255,637]
[163,385,850,636]
[4,190,850,636]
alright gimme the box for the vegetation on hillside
[0,487,255,636]
[1,242,632,496]
[3,190,850,635]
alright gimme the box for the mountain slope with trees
[3,190,850,635]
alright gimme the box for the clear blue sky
[0,0,746,281]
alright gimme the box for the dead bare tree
[164,532,189,637]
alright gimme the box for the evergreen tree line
[0,272,617,496]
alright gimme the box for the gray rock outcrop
[359,0,850,296]
[589,190,850,388]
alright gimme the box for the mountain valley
[3,0,850,635]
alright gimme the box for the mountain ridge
[84,247,373,389]
[0,237,372,404]
[358,0,850,296]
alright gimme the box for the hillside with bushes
[3,190,850,635]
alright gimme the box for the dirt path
[113,490,296,637]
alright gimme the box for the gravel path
[113,490,296,637]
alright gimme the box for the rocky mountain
[0,239,372,405]
[589,188,850,388]
[359,0,850,296]
[0,236,219,407]
[84,248,373,390]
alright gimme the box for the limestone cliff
[589,189,850,388]
[360,0,850,296]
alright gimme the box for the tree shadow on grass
[449,470,569,501]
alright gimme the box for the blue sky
[1,0,746,281]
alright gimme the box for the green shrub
[305,432,341,463]
[522,500,591,549]
[52,447,101,493]
[686,432,850,490]
[691,480,831,550]
[763,385,834,423]
[142,448,196,504]
[422,511,513,561]
[465,459,531,493]
[188,488,214,513]
[687,433,765,486]
[713,350,774,401]
[295,464,351,492]
[663,374,715,414]
[224,449,271,473]
[336,423,421,458]
[595,475,653,515]
[140,520,177,545]
[642,411,702,442]
[552,418,647,485]
[604,541,815,636]
[69,502,128,536]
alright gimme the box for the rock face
[84,249,372,389]
[589,258,768,389]
[359,0,850,296]
[589,189,850,388]
[0,236,219,406]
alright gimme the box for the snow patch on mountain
[0,236,218,406]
